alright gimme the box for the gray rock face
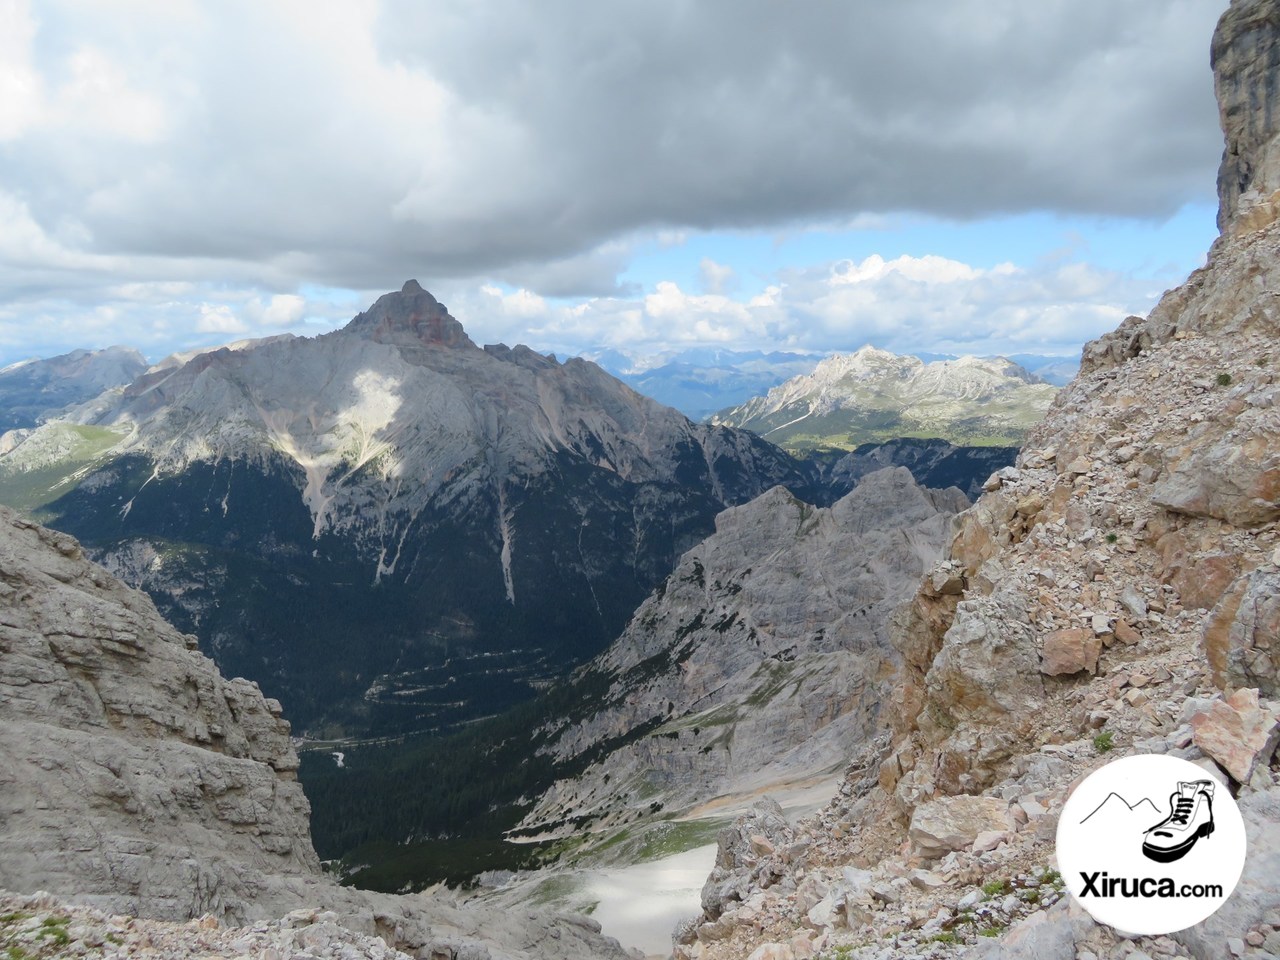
[519,468,966,840]
[0,504,316,921]
[1202,565,1280,696]
[1175,784,1280,960]
[1213,0,1280,234]
[816,437,1016,501]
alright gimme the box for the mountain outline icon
[1079,791,1162,826]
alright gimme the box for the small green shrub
[1093,730,1114,753]
[979,924,1006,937]
[1216,372,1232,386]
[1105,532,1118,544]
[982,878,1011,896]
[929,931,960,944]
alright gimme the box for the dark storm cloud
[378,0,1225,238]
[0,0,1225,304]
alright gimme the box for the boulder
[1152,431,1280,527]
[908,795,1014,860]
[1040,627,1102,676]
[1173,552,1242,611]
[925,596,1044,726]
[1191,688,1280,783]
[972,829,1010,853]
[789,932,816,959]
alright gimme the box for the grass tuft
[981,877,1011,897]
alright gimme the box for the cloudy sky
[0,0,1229,367]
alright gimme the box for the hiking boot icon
[1142,780,1215,863]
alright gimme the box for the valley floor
[477,775,843,957]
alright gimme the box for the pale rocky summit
[676,3,1280,958]
[711,347,1057,450]
[0,506,637,960]
[518,468,966,844]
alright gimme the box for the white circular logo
[1056,754,1247,935]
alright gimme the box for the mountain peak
[713,344,1056,448]
[344,281,477,349]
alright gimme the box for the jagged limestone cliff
[675,2,1280,958]
[1214,0,1280,235]
[0,505,316,919]
[519,468,966,846]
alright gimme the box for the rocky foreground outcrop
[0,505,316,918]
[519,468,966,844]
[0,505,635,959]
[674,2,1280,958]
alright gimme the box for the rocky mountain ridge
[711,347,1057,451]
[0,504,637,959]
[0,346,147,433]
[809,438,1018,502]
[671,3,1280,958]
[517,468,968,848]
[0,282,812,735]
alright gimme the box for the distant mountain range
[586,347,1076,422]
[710,345,1061,450]
[0,283,812,737]
[585,348,823,421]
[0,346,147,432]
